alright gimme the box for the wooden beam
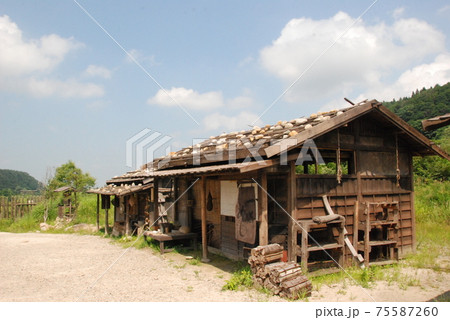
[200,176,210,262]
[104,207,109,236]
[258,170,268,246]
[239,159,278,173]
[409,152,417,253]
[152,180,159,227]
[96,194,100,232]
[125,197,130,237]
[287,160,297,262]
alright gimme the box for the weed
[188,257,201,266]
[173,263,186,269]
[222,266,253,291]
[186,286,193,292]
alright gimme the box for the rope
[337,129,342,184]
[395,134,400,187]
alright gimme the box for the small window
[296,151,353,175]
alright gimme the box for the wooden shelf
[307,243,344,252]
[294,218,345,272]
[358,220,397,229]
[357,240,396,251]
[355,201,400,267]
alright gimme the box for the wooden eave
[143,160,276,180]
[422,113,450,131]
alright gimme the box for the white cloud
[0,15,103,99]
[83,65,112,79]
[148,87,224,110]
[125,49,157,66]
[438,5,450,14]
[392,7,405,19]
[359,54,450,101]
[226,95,255,109]
[202,111,263,132]
[0,15,80,76]
[25,78,104,98]
[259,11,446,103]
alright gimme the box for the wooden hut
[54,186,74,219]
[137,99,448,270]
[88,170,173,236]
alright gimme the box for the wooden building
[88,170,173,236]
[100,100,449,271]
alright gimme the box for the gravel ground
[0,232,448,302]
[0,232,282,302]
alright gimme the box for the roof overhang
[144,159,277,181]
[422,113,450,131]
[264,100,450,161]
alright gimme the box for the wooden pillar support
[200,176,210,262]
[96,194,100,232]
[177,178,189,227]
[287,160,297,262]
[104,207,109,236]
[258,170,268,246]
[125,198,130,237]
[152,179,159,227]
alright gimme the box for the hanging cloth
[235,186,256,244]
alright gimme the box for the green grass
[415,180,450,224]
[222,265,253,291]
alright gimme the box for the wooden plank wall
[295,175,413,265]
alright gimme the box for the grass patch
[222,265,253,291]
[310,264,421,291]
[415,180,450,224]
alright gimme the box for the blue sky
[1,0,450,186]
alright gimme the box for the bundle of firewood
[248,244,312,299]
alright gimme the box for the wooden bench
[143,231,197,254]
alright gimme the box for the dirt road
[0,232,448,302]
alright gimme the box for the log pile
[248,244,312,299]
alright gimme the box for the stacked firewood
[248,244,312,299]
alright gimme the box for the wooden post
[200,176,210,262]
[288,160,297,262]
[258,170,268,246]
[177,178,189,227]
[96,194,100,231]
[125,202,130,237]
[104,207,109,235]
[409,152,416,253]
[151,179,159,227]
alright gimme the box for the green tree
[48,161,95,193]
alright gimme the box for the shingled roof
[149,99,449,171]
[150,102,362,170]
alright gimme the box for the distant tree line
[0,169,42,196]
[384,82,450,181]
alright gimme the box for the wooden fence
[0,196,44,220]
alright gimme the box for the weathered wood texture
[249,244,312,299]
[0,196,43,220]
[192,178,221,249]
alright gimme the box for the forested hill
[383,82,450,140]
[0,169,40,195]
